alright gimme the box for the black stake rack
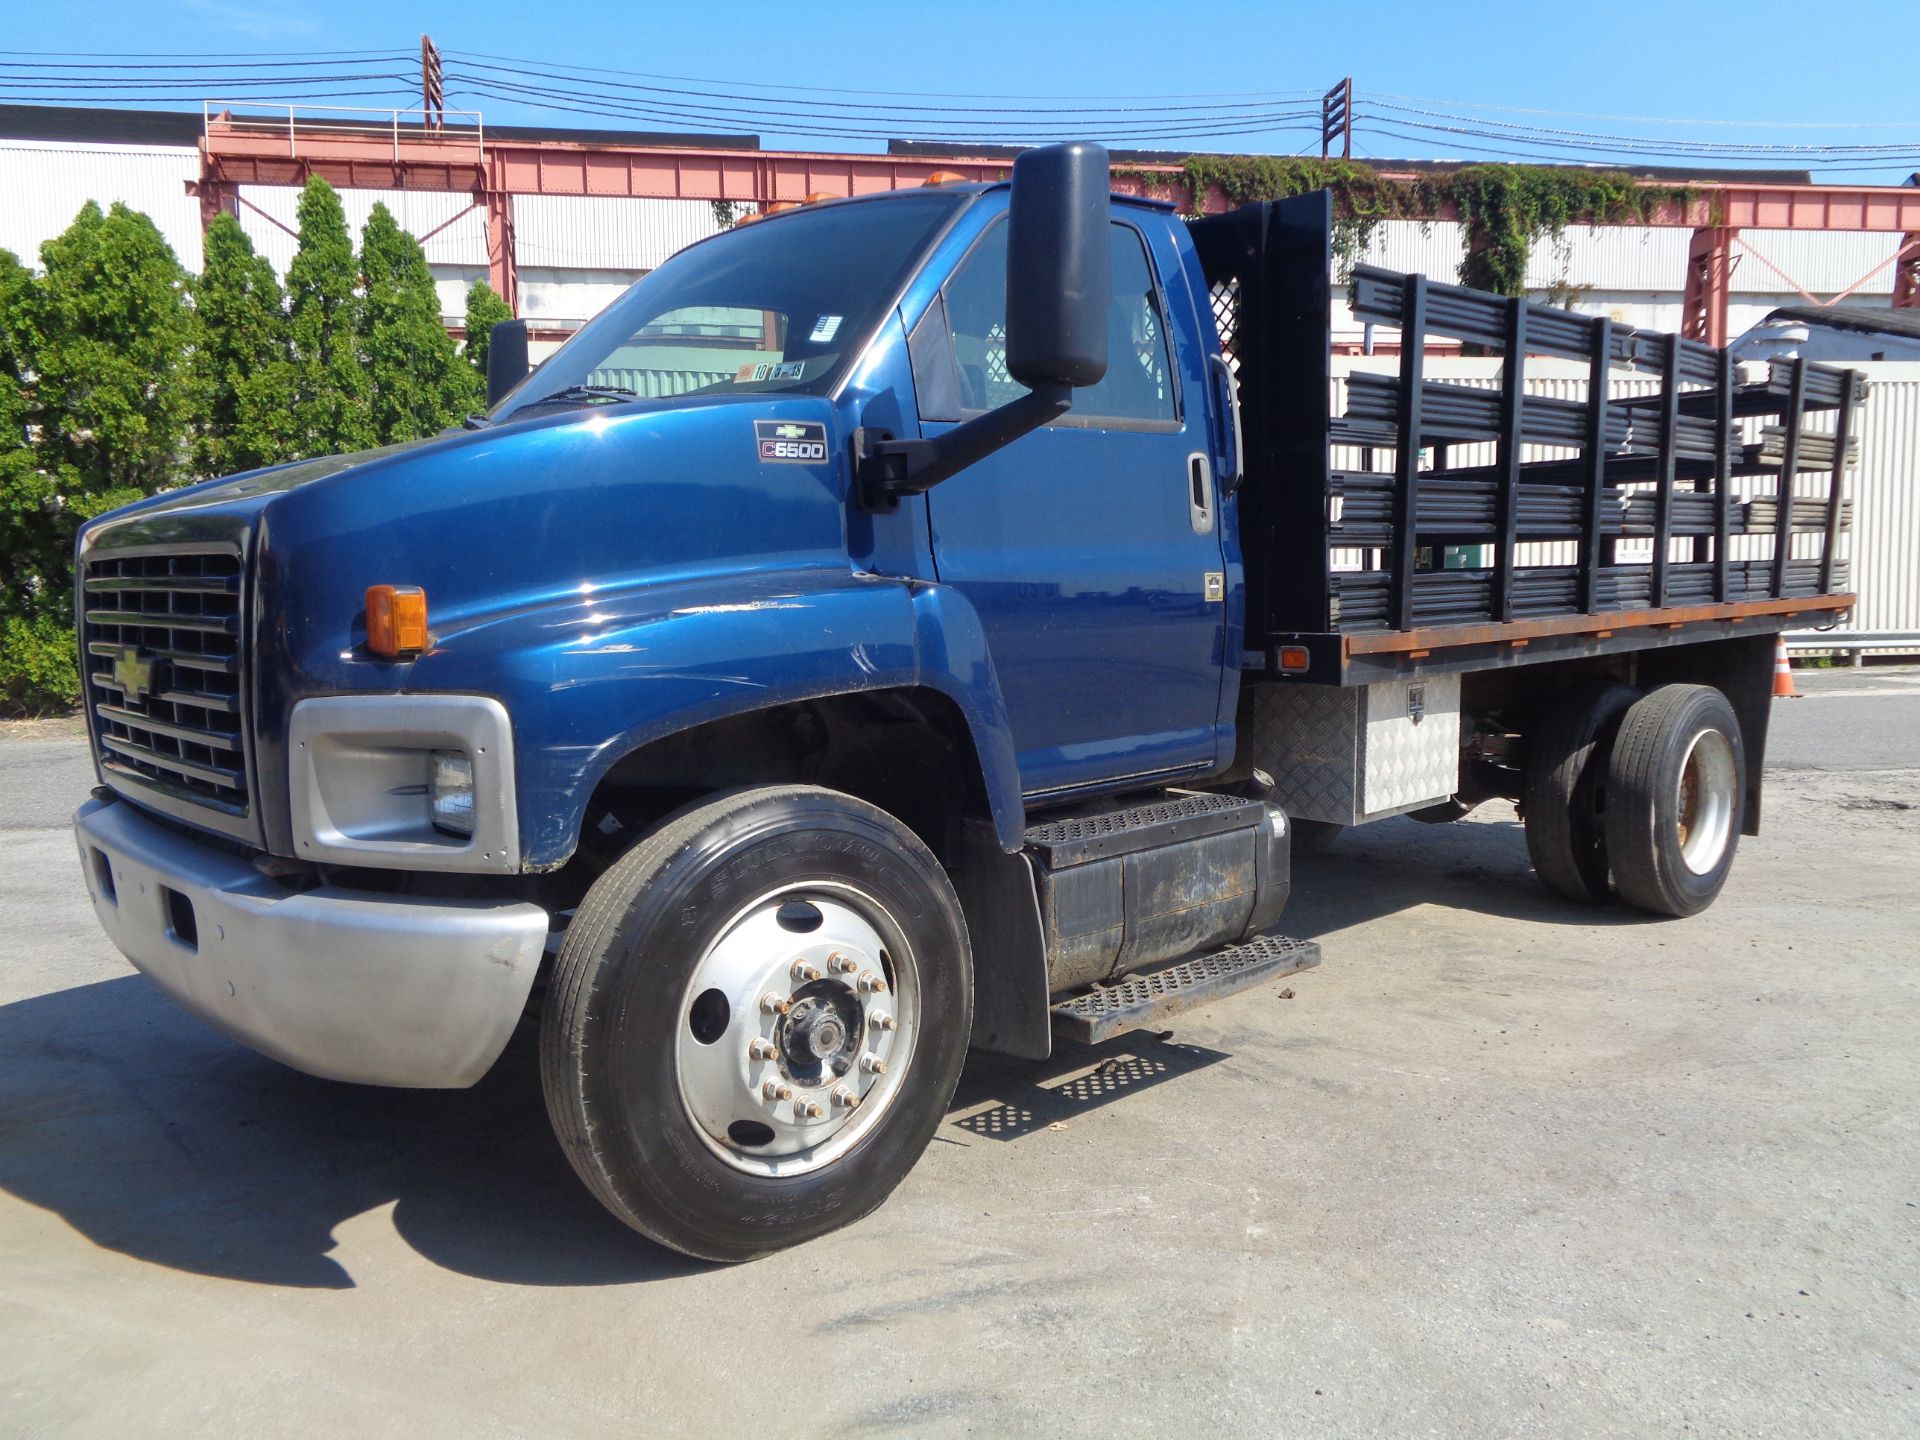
[1188,193,1864,676]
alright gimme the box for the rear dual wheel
[1523,682,1745,917]
[1604,685,1745,918]
[1522,683,1638,904]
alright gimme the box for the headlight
[289,695,518,872]
[429,750,476,836]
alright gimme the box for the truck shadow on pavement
[0,808,1640,1292]
[0,976,703,1289]
[1282,807,1669,938]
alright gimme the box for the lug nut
[832,1086,861,1109]
[760,993,791,1016]
[860,1054,887,1076]
[829,953,859,974]
[796,1099,825,1120]
[792,962,823,983]
[869,1012,897,1032]
[858,971,888,994]
[748,1039,780,1061]
[762,1081,795,1102]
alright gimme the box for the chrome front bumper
[73,797,549,1088]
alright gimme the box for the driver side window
[937,220,1178,426]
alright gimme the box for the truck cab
[74,145,1294,1260]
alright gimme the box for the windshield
[493,191,968,421]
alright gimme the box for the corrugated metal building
[0,137,205,269]
[1338,221,1903,347]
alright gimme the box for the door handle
[1187,452,1214,536]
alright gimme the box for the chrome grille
[82,547,250,820]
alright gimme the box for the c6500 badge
[754,419,828,463]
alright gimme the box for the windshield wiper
[523,383,641,409]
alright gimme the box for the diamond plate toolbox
[1240,675,1460,825]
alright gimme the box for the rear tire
[540,785,972,1261]
[1603,685,1745,918]
[1522,683,1639,904]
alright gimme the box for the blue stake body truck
[70,145,1862,1259]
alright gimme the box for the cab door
[918,215,1227,797]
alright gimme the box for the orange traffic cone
[1772,635,1801,699]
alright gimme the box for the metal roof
[0,101,757,152]
[883,139,1815,185]
[1763,306,1920,341]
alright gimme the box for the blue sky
[5,1,1916,181]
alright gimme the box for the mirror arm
[855,382,1071,512]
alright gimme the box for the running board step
[1049,934,1321,1045]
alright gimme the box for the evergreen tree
[33,201,194,498]
[462,279,515,393]
[0,204,195,712]
[277,176,374,457]
[0,246,81,713]
[0,250,54,590]
[359,202,478,443]
[189,211,291,476]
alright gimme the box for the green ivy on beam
[1176,154,1703,295]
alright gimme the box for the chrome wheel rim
[675,882,916,1178]
[1675,727,1736,875]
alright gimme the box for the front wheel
[540,785,973,1261]
[1602,685,1746,918]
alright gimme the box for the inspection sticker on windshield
[755,419,828,463]
[809,314,843,343]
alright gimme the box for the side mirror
[853,140,1114,511]
[1006,141,1111,389]
[485,318,531,408]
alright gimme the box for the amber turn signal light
[366,584,428,658]
[1278,645,1311,673]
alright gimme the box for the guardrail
[202,102,484,164]
[1785,629,1920,655]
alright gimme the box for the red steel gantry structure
[192,110,1920,346]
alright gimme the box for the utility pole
[1321,77,1353,161]
[421,34,445,130]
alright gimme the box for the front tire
[541,785,972,1261]
[1603,685,1745,918]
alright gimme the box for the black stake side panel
[1191,196,1864,678]
[1191,195,1334,639]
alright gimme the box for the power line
[1367,89,1920,131]
[0,89,421,105]
[0,73,416,91]
[0,55,412,70]
[446,57,1324,120]
[442,46,1323,104]
[1353,121,1920,172]
[0,47,412,59]
[446,75,1321,144]
[1362,101,1920,158]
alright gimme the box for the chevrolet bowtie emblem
[774,424,808,439]
[111,646,158,703]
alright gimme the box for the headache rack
[1190,193,1863,682]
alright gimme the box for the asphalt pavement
[1,673,1916,1439]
